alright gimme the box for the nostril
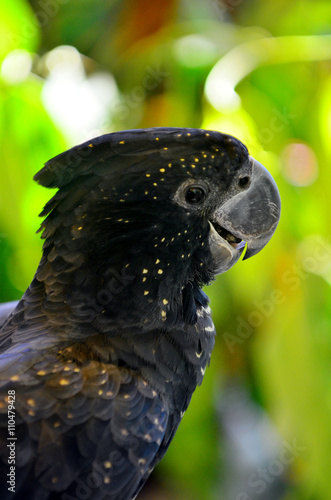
[239,176,250,188]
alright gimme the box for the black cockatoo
[0,128,280,499]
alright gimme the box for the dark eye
[185,186,206,204]
[239,176,250,188]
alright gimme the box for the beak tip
[242,247,261,260]
[242,246,260,260]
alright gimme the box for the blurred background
[0,0,330,498]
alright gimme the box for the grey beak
[214,158,281,260]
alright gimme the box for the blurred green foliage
[0,1,330,499]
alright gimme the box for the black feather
[0,127,254,500]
